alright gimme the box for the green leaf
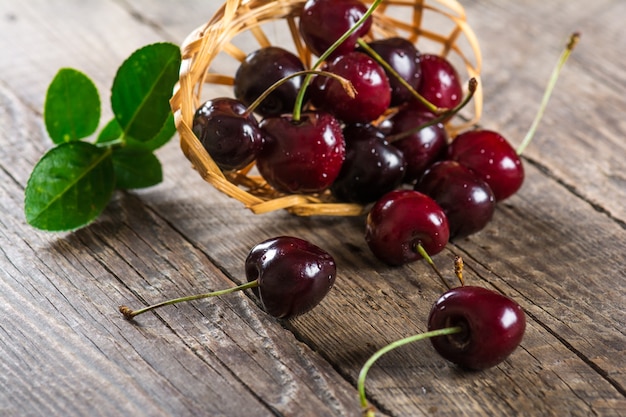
[24,142,115,231]
[97,112,176,151]
[134,111,176,151]
[111,42,181,142]
[96,118,123,145]
[112,147,162,189]
[44,68,101,144]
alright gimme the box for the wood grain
[0,0,624,416]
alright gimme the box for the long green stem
[415,243,451,290]
[245,70,355,116]
[358,326,463,416]
[516,32,580,155]
[119,280,260,319]
[292,0,385,121]
[385,78,478,143]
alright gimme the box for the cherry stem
[244,70,355,116]
[415,243,451,290]
[358,326,463,416]
[119,280,260,320]
[385,77,478,143]
[516,32,580,155]
[356,38,441,114]
[454,256,465,286]
[292,0,384,122]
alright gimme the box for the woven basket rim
[170,0,483,216]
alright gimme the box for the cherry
[414,53,463,113]
[428,285,526,370]
[447,129,524,201]
[299,0,372,58]
[310,51,391,124]
[192,97,264,171]
[330,123,406,204]
[256,111,346,194]
[357,284,525,416]
[385,107,448,183]
[415,160,496,239]
[245,236,336,318]
[234,46,306,118]
[365,190,449,266]
[119,236,336,321]
[362,37,421,106]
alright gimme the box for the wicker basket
[170,0,482,216]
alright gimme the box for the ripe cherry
[365,190,449,266]
[310,51,391,124]
[414,53,463,113]
[357,255,525,415]
[119,236,336,320]
[385,107,448,183]
[234,46,306,118]
[447,129,524,201]
[330,123,406,204]
[257,111,346,194]
[362,37,422,106]
[415,160,496,239]
[192,98,264,171]
[299,0,372,58]
[245,236,336,318]
[428,285,526,370]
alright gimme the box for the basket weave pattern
[170,0,482,216]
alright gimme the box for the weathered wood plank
[1,0,625,416]
[0,83,372,416]
[464,0,626,223]
[0,1,377,416]
[147,137,626,415]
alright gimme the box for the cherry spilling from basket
[189,0,573,266]
[134,1,578,414]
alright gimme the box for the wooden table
[1,1,625,416]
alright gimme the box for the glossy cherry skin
[311,51,391,124]
[415,54,463,112]
[365,190,449,266]
[192,98,264,171]
[299,0,372,58]
[363,37,422,106]
[257,111,346,194]
[386,107,448,183]
[331,124,406,204]
[447,130,524,201]
[415,160,495,239]
[234,46,306,118]
[427,286,526,370]
[245,236,336,319]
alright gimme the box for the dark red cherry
[363,37,422,106]
[427,286,526,370]
[299,0,372,58]
[415,54,463,112]
[311,51,391,124]
[447,130,524,201]
[257,111,346,194]
[415,160,495,239]
[245,236,337,319]
[192,98,264,171]
[365,190,449,266]
[234,47,306,118]
[386,107,448,183]
[119,236,336,322]
[330,124,406,204]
